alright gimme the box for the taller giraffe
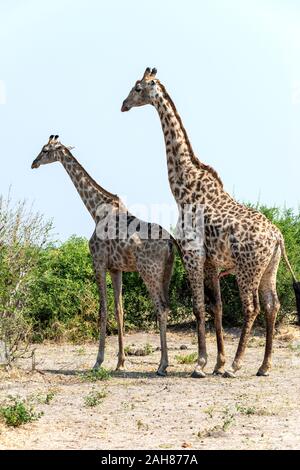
[122,67,300,378]
[31,135,175,376]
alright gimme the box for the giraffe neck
[60,151,118,221]
[152,83,223,201]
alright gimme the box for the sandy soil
[0,326,300,450]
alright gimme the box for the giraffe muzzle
[31,159,40,169]
[121,101,130,112]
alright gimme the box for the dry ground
[0,326,300,450]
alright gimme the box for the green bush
[25,207,300,335]
[1,198,299,341]
[83,390,107,407]
[0,396,43,427]
[25,237,115,341]
[81,367,111,382]
[0,194,53,359]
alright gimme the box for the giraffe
[121,67,300,378]
[31,135,175,376]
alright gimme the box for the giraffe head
[31,135,72,169]
[121,67,159,112]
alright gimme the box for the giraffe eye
[135,86,142,93]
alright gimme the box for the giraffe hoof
[116,365,126,372]
[93,363,100,370]
[156,369,167,377]
[256,369,270,377]
[222,370,236,378]
[213,369,225,376]
[191,370,206,379]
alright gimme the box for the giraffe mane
[157,81,224,188]
[64,147,119,201]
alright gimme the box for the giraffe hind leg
[223,281,261,378]
[204,263,226,375]
[257,247,281,376]
[137,261,169,376]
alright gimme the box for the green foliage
[35,390,56,405]
[0,396,43,427]
[0,193,53,362]
[122,272,154,328]
[235,404,256,415]
[24,236,179,339]
[1,196,300,341]
[175,352,198,364]
[25,237,99,339]
[169,251,193,320]
[83,389,107,407]
[81,367,111,382]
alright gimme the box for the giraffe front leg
[184,255,207,378]
[110,270,126,371]
[156,307,169,377]
[93,269,108,370]
[212,302,226,375]
[191,314,207,378]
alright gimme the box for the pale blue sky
[1,0,300,240]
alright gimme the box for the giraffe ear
[142,67,151,79]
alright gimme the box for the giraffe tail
[279,238,300,324]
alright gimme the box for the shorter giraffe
[31,135,175,376]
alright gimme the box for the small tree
[0,192,53,367]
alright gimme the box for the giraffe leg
[257,248,281,376]
[162,245,175,306]
[204,264,226,375]
[149,292,169,376]
[110,270,126,371]
[138,264,169,376]
[183,253,207,378]
[93,268,108,370]
[223,283,261,378]
[156,303,169,376]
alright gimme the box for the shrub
[1,194,299,341]
[175,352,198,364]
[81,367,111,382]
[0,193,53,362]
[0,312,32,368]
[83,390,107,407]
[0,396,43,427]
